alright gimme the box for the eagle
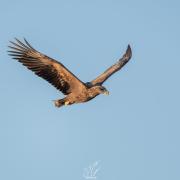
[8,39,132,108]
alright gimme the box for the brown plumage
[8,38,132,108]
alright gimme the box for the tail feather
[54,99,65,108]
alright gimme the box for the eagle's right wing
[90,45,132,86]
[8,38,87,95]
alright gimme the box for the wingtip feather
[124,44,132,60]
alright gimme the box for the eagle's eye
[98,86,109,95]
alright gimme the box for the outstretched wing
[8,38,86,95]
[90,45,132,86]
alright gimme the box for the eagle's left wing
[8,38,87,95]
[90,45,132,86]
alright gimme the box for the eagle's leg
[64,101,70,106]
[53,99,66,108]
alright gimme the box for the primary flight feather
[8,38,132,108]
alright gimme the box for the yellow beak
[103,91,109,95]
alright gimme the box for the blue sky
[0,0,180,179]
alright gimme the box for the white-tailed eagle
[8,39,132,108]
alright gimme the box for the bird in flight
[8,39,132,108]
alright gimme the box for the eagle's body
[55,85,108,107]
[8,39,132,108]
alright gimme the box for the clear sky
[0,0,180,180]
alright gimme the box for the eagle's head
[92,85,109,96]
